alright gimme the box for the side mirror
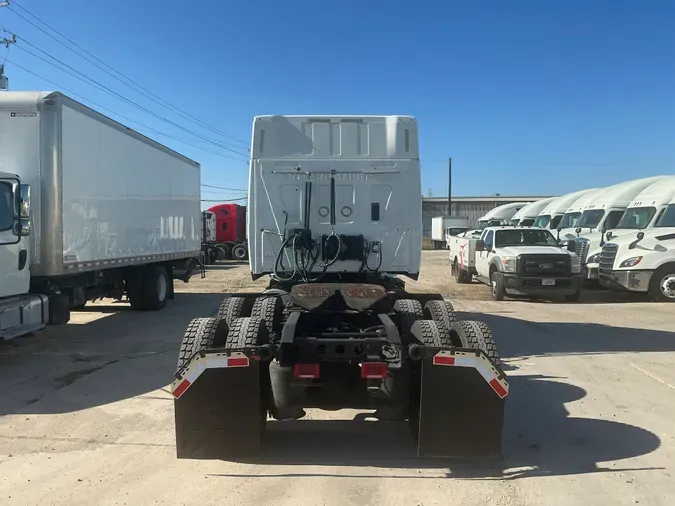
[567,240,576,252]
[20,184,31,219]
[606,231,613,241]
[637,231,644,241]
[475,239,485,252]
[575,227,582,236]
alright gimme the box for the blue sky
[2,0,674,204]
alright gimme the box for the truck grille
[599,243,618,274]
[518,255,570,276]
[573,238,589,264]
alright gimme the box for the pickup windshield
[0,182,15,232]
[616,207,656,229]
[533,214,550,227]
[575,209,605,229]
[656,204,675,228]
[495,229,559,247]
[558,212,581,229]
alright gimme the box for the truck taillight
[361,362,388,379]
[294,363,320,379]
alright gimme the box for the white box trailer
[0,91,203,340]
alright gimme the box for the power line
[201,183,247,192]
[7,0,249,148]
[4,36,249,158]
[202,197,248,202]
[3,58,248,161]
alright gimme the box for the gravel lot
[1,250,674,506]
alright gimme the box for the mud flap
[173,354,264,459]
[416,351,507,458]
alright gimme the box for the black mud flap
[416,355,506,458]
[174,361,264,460]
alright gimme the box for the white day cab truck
[170,115,509,460]
[598,193,675,302]
[449,226,582,301]
[532,189,598,231]
[459,201,532,240]
[430,215,470,248]
[0,92,203,341]
[508,197,556,226]
[572,176,675,284]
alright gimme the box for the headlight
[619,256,642,268]
[571,255,581,273]
[501,256,517,272]
[587,253,601,264]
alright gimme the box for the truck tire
[251,295,284,342]
[232,243,248,261]
[490,272,506,301]
[393,299,424,344]
[226,316,270,349]
[451,320,502,367]
[141,265,169,310]
[217,243,231,261]
[175,317,221,373]
[453,258,471,284]
[423,300,456,331]
[216,296,250,327]
[648,264,675,302]
[126,268,145,309]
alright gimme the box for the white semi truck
[476,202,530,229]
[0,92,203,341]
[509,197,556,226]
[572,176,675,283]
[598,201,675,301]
[533,189,598,231]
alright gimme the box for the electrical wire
[201,184,247,192]
[2,57,247,161]
[6,41,248,157]
[201,197,248,202]
[7,0,249,147]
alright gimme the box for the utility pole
[0,1,15,91]
[447,157,452,216]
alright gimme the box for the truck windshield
[655,204,675,228]
[0,182,15,232]
[495,229,559,247]
[558,212,581,229]
[575,209,605,229]
[533,214,550,227]
[616,207,656,229]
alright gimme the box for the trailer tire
[232,243,248,261]
[141,265,169,310]
[393,299,424,344]
[175,317,220,373]
[451,320,502,367]
[126,268,145,309]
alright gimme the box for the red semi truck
[201,203,248,262]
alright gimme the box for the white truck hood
[498,245,571,256]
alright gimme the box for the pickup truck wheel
[453,258,471,284]
[141,265,169,310]
[491,272,506,301]
[649,264,675,302]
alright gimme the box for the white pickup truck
[449,226,582,301]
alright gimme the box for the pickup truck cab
[451,226,582,301]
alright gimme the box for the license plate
[542,278,555,286]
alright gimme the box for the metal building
[422,196,554,237]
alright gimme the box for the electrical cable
[8,1,249,147]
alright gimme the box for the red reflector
[172,379,191,398]
[432,355,455,366]
[489,378,508,399]
[294,363,320,379]
[361,362,388,379]
[227,357,249,368]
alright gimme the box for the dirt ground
[1,250,674,506]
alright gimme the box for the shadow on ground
[455,311,675,358]
[0,292,224,416]
[207,374,660,479]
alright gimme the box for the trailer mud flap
[416,350,507,458]
[172,352,264,459]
